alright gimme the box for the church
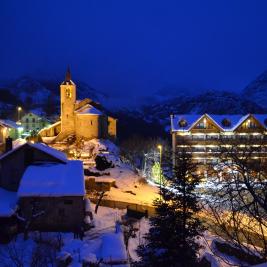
[39,68,117,142]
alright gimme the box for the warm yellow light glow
[192,133,205,136]
[223,132,234,135]
[17,106,22,111]
[157,145,162,150]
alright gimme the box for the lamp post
[157,144,162,199]
[17,106,22,123]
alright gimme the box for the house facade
[20,112,50,134]
[0,120,21,152]
[39,68,117,142]
[171,114,267,168]
[0,142,86,232]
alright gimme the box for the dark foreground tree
[136,150,203,267]
[205,138,267,262]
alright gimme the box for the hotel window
[247,120,257,129]
[196,122,205,129]
[32,118,35,123]
[192,135,205,140]
[206,135,219,140]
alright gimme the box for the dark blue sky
[1,0,267,102]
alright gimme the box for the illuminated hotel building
[170,114,267,166]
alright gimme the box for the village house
[0,119,21,152]
[20,112,50,134]
[39,68,117,142]
[171,113,267,170]
[0,142,87,234]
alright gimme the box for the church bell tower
[60,67,76,135]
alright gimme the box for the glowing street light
[17,106,22,123]
[157,144,163,199]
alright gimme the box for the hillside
[2,71,267,140]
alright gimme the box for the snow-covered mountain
[243,70,267,109]
[0,76,112,115]
[2,70,267,139]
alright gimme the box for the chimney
[5,137,13,152]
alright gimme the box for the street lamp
[157,144,163,199]
[17,106,22,123]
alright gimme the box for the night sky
[1,0,267,103]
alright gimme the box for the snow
[94,177,116,183]
[128,217,150,261]
[0,187,18,217]
[18,160,85,197]
[97,165,159,205]
[61,205,127,265]
[85,198,92,212]
[41,136,57,144]
[101,232,127,263]
[171,113,267,132]
[76,104,103,115]
[171,114,201,131]
[31,142,67,163]
[0,119,20,129]
[12,138,26,148]
[0,142,67,163]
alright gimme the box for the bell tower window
[66,87,72,98]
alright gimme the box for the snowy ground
[91,164,159,205]
[49,138,159,205]
[0,204,128,267]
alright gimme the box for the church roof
[75,104,103,115]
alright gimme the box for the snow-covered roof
[18,160,85,197]
[171,114,267,132]
[39,121,61,133]
[0,187,18,217]
[0,119,20,129]
[76,104,103,116]
[31,143,67,162]
[0,142,67,163]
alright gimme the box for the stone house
[0,142,86,232]
[39,68,117,142]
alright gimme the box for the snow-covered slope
[243,70,267,109]
[0,76,112,113]
[2,70,267,138]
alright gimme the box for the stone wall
[108,116,117,140]
[19,196,85,231]
[75,115,102,140]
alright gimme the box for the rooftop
[0,142,68,163]
[171,114,267,132]
[0,119,20,129]
[76,104,103,115]
[18,160,85,197]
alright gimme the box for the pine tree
[136,150,203,267]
